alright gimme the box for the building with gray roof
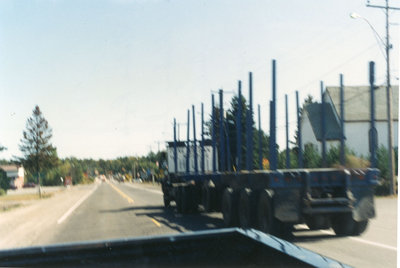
[301,85,398,158]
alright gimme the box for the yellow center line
[151,218,162,227]
[107,182,161,228]
[108,182,134,204]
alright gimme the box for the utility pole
[366,0,399,195]
[154,141,161,153]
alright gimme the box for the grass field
[0,193,53,201]
[0,192,54,212]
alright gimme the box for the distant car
[23,183,36,188]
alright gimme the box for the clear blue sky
[0,0,398,160]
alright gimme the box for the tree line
[0,152,167,190]
[0,101,397,196]
[0,106,167,194]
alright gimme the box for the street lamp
[350,13,386,50]
[350,11,396,195]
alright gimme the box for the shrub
[345,155,370,168]
[0,188,6,196]
[303,143,321,168]
[278,150,299,169]
[375,145,392,195]
[0,169,9,191]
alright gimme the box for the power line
[296,43,378,92]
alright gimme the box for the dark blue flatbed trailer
[162,60,380,238]
[162,168,379,237]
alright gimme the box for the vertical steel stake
[201,103,205,173]
[192,105,198,174]
[321,81,327,167]
[173,118,178,173]
[246,72,254,170]
[219,89,225,172]
[340,74,345,166]
[186,109,190,174]
[212,94,217,172]
[270,60,277,171]
[296,91,303,168]
[285,94,290,168]
[236,81,242,172]
[258,104,262,170]
[369,61,377,168]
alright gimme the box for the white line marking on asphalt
[57,185,98,224]
[124,183,163,195]
[319,229,397,251]
[348,237,397,251]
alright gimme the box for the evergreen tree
[206,94,270,171]
[18,106,58,195]
[291,95,316,166]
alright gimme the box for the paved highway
[43,181,223,244]
[0,181,397,267]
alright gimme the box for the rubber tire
[180,186,193,214]
[331,213,368,236]
[201,183,215,212]
[353,220,369,236]
[257,190,274,235]
[163,195,170,208]
[305,215,331,230]
[175,186,183,213]
[238,188,257,228]
[222,188,239,227]
[181,186,188,214]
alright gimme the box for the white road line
[349,237,397,251]
[124,183,163,195]
[319,229,397,251]
[57,185,98,224]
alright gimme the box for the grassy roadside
[375,194,398,199]
[0,192,53,201]
[0,192,54,212]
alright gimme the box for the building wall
[5,170,18,178]
[302,113,340,154]
[302,87,399,160]
[5,166,25,189]
[18,167,24,178]
[302,113,317,147]
[301,115,398,158]
[345,121,398,157]
[11,177,24,189]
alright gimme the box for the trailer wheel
[175,186,183,213]
[201,183,215,212]
[257,190,274,234]
[331,213,368,236]
[353,220,369,236]
[305,215,330,230]
[181,186,189,213]
[163,195,170,208]
[238,188,257,228]
[180,185,198,214]
[222,188,239,227]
